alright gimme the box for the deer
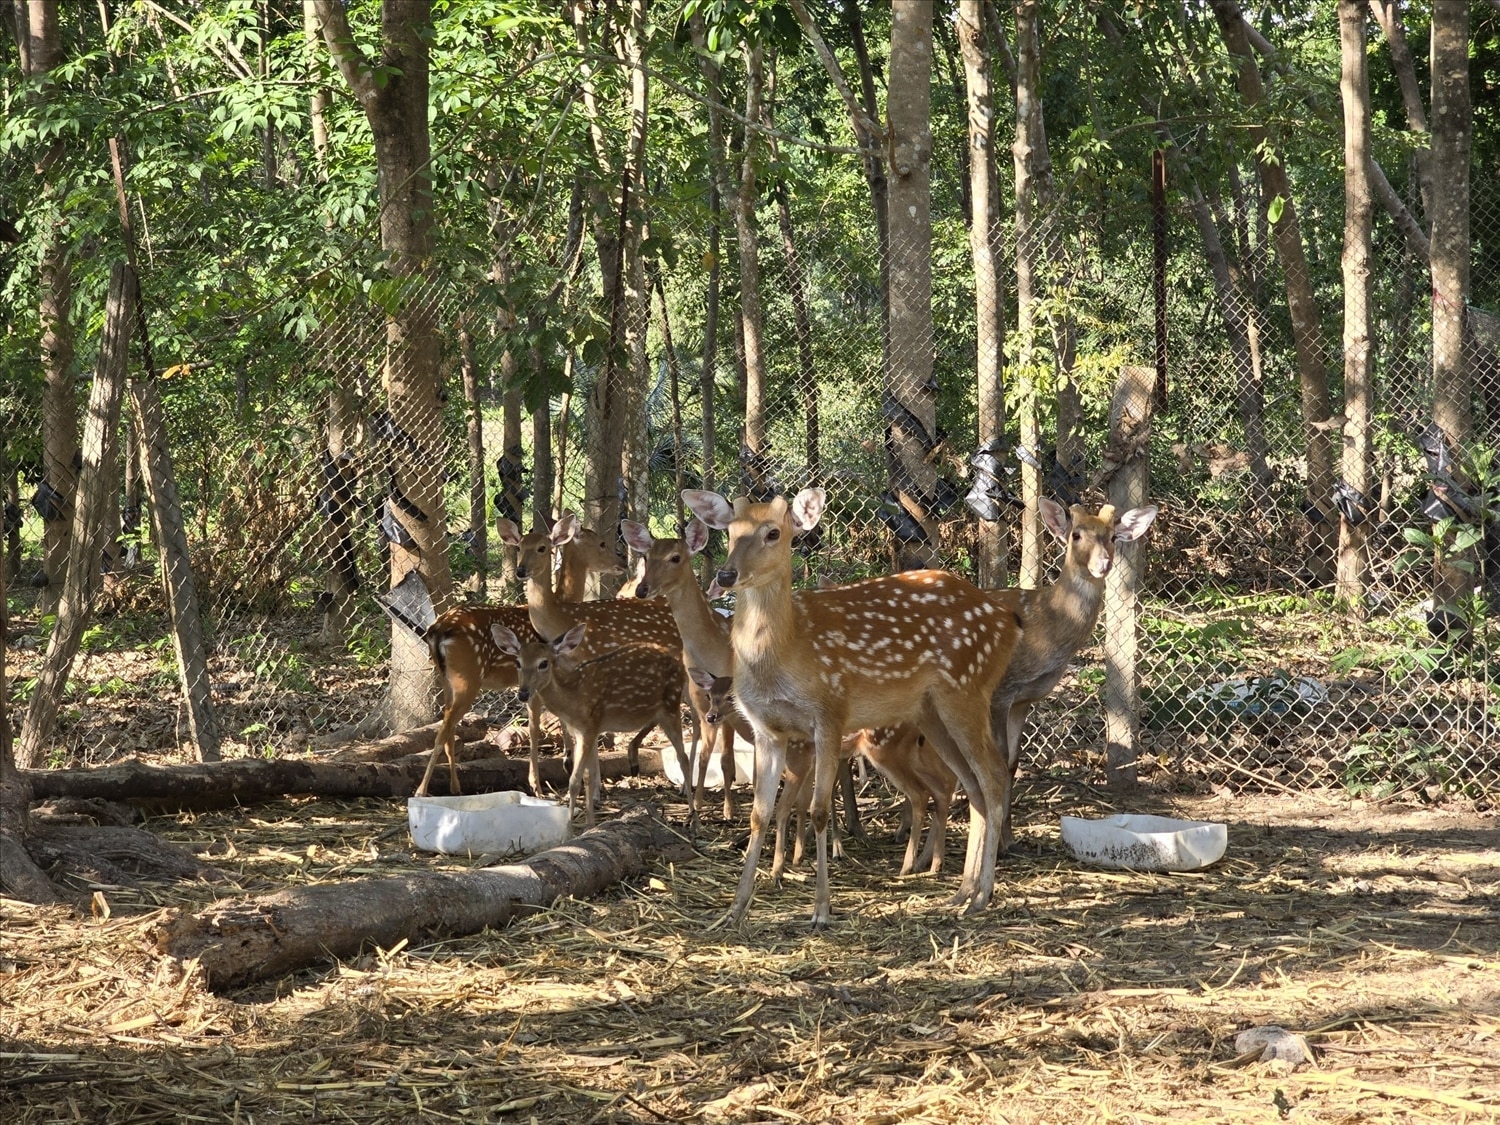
[557,521,626,601]
[493,621,688,828]
[622,517,873,838]
[683,487,1027,928]
[400,520,635,799]
[498,513,697,803]
[990,499,1158,802]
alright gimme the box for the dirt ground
[3,767,1499,1124]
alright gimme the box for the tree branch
[1370,153,1431,262]
[787,0,885,143]
[312,0,378,109]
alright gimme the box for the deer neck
[1036,562,1107,644]
[525,571,574,642]
[666,580,734,678]
[729,568,797,675]
[556,555,587,602]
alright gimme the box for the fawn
[991,498,1158,797]
[493,621,690,827]
[683,487,1026,927]
[400,513,632,798]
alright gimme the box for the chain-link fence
[3,33,1496,809]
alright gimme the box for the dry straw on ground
[3,768,1499,1123]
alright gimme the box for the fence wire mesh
[2,14,1496,810]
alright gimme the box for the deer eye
[669,554,681,564]
[766,528,781,543]
[538,660,549,670]
[1072,531,1082,542]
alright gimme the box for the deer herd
[410,488,1156,928]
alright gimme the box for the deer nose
[634,580,650,598]
[717,568,738,588]
[517,687,531,702]
[515,564,530,579]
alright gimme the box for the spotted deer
[493,622,690,827]
[991,499,1158,798]
[621,518,748,820]
[683,487,1026,927]
[406,520,630,799]
[499,514,703,808]
[557,520,626,601]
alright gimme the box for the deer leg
[692,706,716,815]
[419,681,475,798]
[806,733,842,930]
[936,699,1008,914]
[525,695,545,796]
[771,768,806,885]
[915,707,988,908]
[899,790,928,877]
[895,796,914,845]
[920,784,954,876]
[724,731,787,926]
[1005,701,1033,780]
[565,727,589,825]
[661,707,694,830]
[719,726,736,821]
[838,757,867,842]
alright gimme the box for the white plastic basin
[662,741,758,790]
[1060,814,1227,871]
[408,791,572,857]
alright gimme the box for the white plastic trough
[1060,814,1227,872]
[661,741,758,791]
[408,791,572,858]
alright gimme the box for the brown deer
[683,487,1026,927]
[407,518,632,799]
[499,514,700,805]
[557,521,626,601]
[623,518,872,836]
[493,622,689,827]
[991,499,1158,800]
[621,518,746,819]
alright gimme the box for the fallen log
[22,748,667,807]
[150,805,686,990]
[325,718,490,763]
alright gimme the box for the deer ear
[687,666,718,692]
[496,518,523,547]
[1114,505,1158,542]
[1038,497,1071,542]
[684,517,709,555]
[491,625,521,656]
[551,511,579,547]
[683,489,734,529]
[619,519,653,554]
[554,621,588,655]
[790,487,826,531]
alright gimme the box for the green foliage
[1340,730,1461,800]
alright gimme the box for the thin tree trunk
[1013,0,1044,589]
[884,1,940,572]
[529,313,554,531]
[1368,0,1430,213]
[735,43,770,498]
[763,76,819,486]
[618,0,652,530]
[652,269,688,530]
[1211,0,1337,584]
[461,325,488,598]
[19,262,132,767]
[1429,0,1473,611]
[687,12,728,498]
[1337,0,1374,616]
[14,0,78,614]
[959,0,1008,588]
[315,0,451,731]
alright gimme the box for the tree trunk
[842,0,892,364]
[736,43,771,498]
[19,262,132,768]
[315,0,451,731]
[461,325,488,598]
[529,312,555,529]
[687,12,729,497]
[1429,0,1473,610]
[1337,0,1374,615]
[1102,366,1156,790]
[1369,0,1430,214]
[1211,0,1337,584]
[26,743,674,805]
[14,0,78,614]
[958,0,1008,588]
[765,85,819,486]
[1013,0,1044,589]
[151,806,683,990]
[0,523,65,903]
[618,0,652,530]
[884,1,940,572]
